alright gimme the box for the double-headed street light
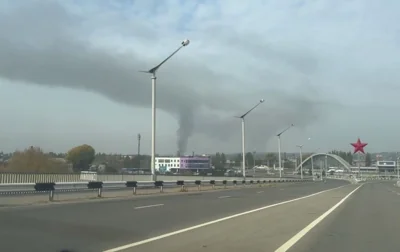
[296,137,311,180]
[141,39,190,181]
[277,124,294,178]
[235,99,265,179]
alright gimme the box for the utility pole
[137,134,141,169]
[137,134,141,156]
[253,150,256,177]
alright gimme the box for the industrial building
[155,155,211,173]
[376,160,397,173]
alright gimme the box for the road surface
[0,180,341,251]
[288,181,400,252]
[5,180,398,252]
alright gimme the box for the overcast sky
[1,0,400,155]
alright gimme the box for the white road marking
[256,191,264,194]
[134,204,164,210]
[103,184,350,252]
[218,196,231,199]
[274,184,362,252]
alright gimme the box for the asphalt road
[107,181,400,252]
[125,183,359,252]
[288,181,400,252]
[0,180,346,252]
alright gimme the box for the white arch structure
[295,153,352,172]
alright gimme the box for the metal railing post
[49,190,54,201]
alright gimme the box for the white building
[376,160,396,172]
[155,157,181,172]
[155,156,211,173]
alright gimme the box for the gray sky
[1,0,400,155]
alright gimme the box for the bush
[2,146,70,173]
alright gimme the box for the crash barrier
[327,175,398,181]
[0,178,313,202]
[326,174,398,184]
[0,173,312,184]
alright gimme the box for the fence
[0,178,313,202]
[0,172,305,184]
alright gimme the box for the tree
[365,153,372,167]
[245,152,254,168]
[66,144,95,172]
[211,152,227,170]
[265,153,277,167]
[123,156,135,168]
[234,153,242,167]
[285,160,295,169]
[329,150,354,165]
[302,153,311,162]
[220,153,226,168]
[3,146,69,173]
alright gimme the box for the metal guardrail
[0,178,312,202]
[327,175,397,181]
[0,172,309,184]
[2,172,395,184]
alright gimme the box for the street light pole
[241,117,246,178]
[295,138,311,180]
[297,145,304,179]
[151,73,156,180]
[277,124,294,178]
[141,39,190,181]
[253,150,256,177]
[310,148,320,181]
[310,155,314,179]
[325,155,328,177]
[236,99,265,179]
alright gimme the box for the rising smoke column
[0,2,332,153]
[176,106,194,154]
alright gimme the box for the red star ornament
[351,138,368,154]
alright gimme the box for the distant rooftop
[156,155,210,158]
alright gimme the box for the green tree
[123,156,134,168]
[211,152,226,169]
[66,144,95,172]
[285,160,295,169]
[329,150,354,165]
[346,151,353,164]
[234,153,242,167]
[220,153,226,168]
[302,153,311,162]
[265,153,277,167]
[211,152,219,168]
[4,146,69,173]
[365,153,372,167]
[245,152,254,168]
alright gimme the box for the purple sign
[180,156,210,169]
